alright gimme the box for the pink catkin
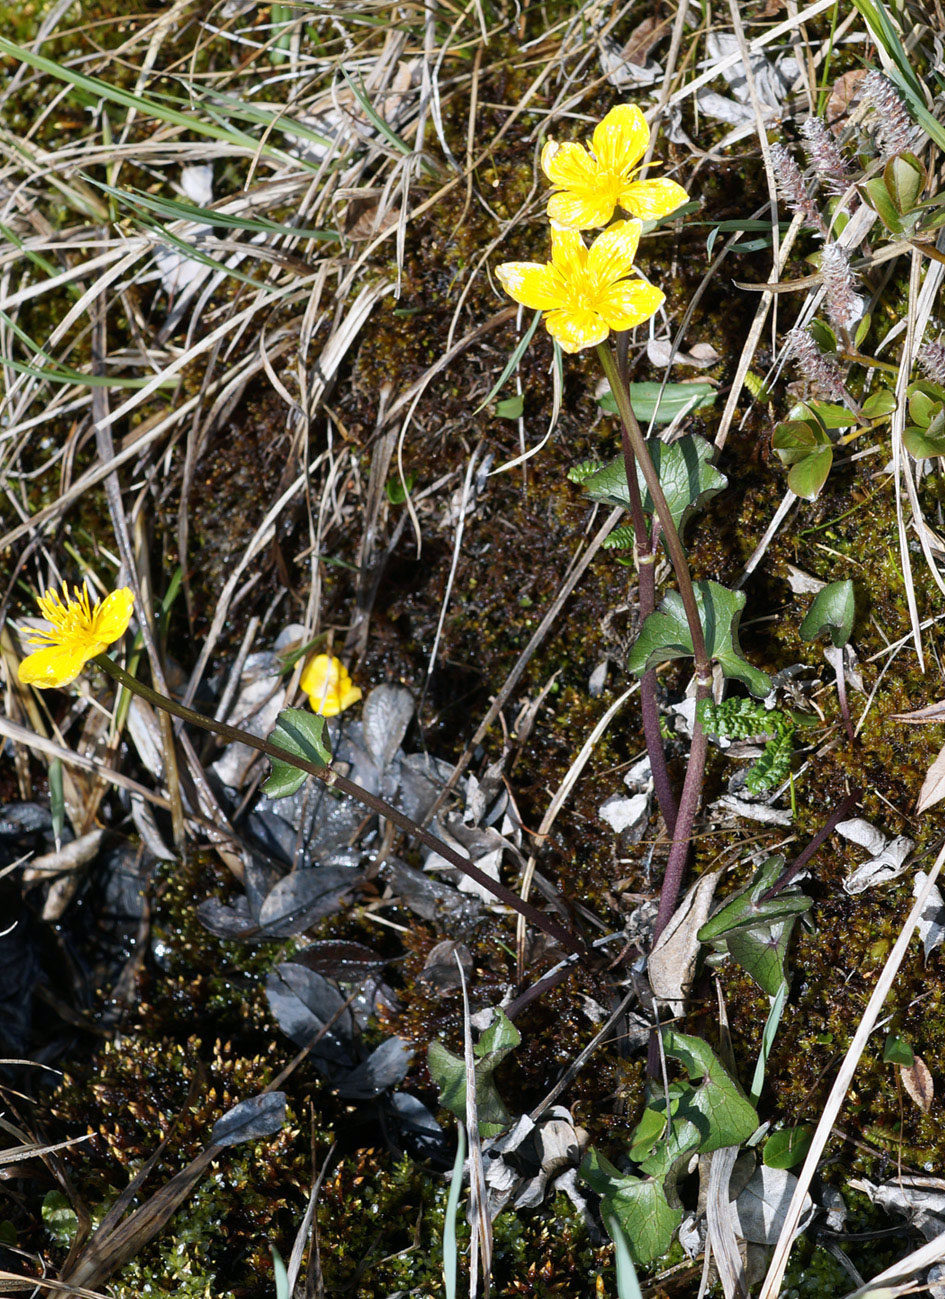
[918,340,945,386]
[860,71,916,156]
[820,243,862,334]
[800,117,852,196]
[785,327,846,401]
[770,143,827,236]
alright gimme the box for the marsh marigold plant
[18,584,134,688]
[496,221,664,353]
[541,104,688,230]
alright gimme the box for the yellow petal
[540,139,597,190]
[18,643,90,689]
[547,188,616,230]
[300,653,361,717]
[585,220,642,288]
[549,225,588,279]
[619,177,689,220]
[544,307,610,354]
[595,280,665,331]
[495,261,566,310]
[92,587,135,644]
[592,104,648,174]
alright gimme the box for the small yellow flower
[18,584,135,689]
[300,653,362,717]
[541,104,689,230]
[496,221,664,354]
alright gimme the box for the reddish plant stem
[95,654,589,960]
[613,337,678,836]
[597,342,710,943]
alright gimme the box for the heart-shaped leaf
[662,1030,759,1151]
[627,580,771,697]
[263,709,331,798]
[581,1148,681,1266]
[427,1008,521,1137]
[799,579,855,647]
[569,434,727,538]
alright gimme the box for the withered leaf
[901,1056,934,1114]
[917,740,945,814]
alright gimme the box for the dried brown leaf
[825,70,867,132]
[901,1056,934,1113]
[917,741,945,814]
[890,699,945,724]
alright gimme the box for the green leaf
[42,1191,78,1247]
[581,1149,681,1266]
[597,380,717,425]
[908,382,945,426]
[628,1106,668,1164]
[805,400,857,430]
[698,857,812,942]
[861,388,897,421]
[426,1009,521,1138]
[772,419,824,467]
[860,176,906,234]
[473,311,542,415]
[263,709,332,799]
[883,1032,915,1066]
[763,1125,814,1170]
[627,580,771,697]
[787,446,833,500]
[799,579,855,647]
[855,313,872,348]
[807,320,838,354]
[662,1031,760,1151]
[904,424,945,459]
[884,152,926,214]
[570,434,727,536]
[727,923,794,996]
[386,472,415,504]
[495,395,524,419]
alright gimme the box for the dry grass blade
[757,842,945,1299]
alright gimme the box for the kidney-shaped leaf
[663,1030,759,1152]
[263,708,332,799]
[581,1148,682,1266]
[627,581,771,697]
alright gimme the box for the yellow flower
[496,221,664,353]
[541,103,689,230]
[300,654,362,717]
[18,584,135,689]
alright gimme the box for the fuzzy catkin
[785,327,846,401]
[800,117,851,196]
[769,142,827,235]
[918,340,945,385]
[860,71,916,156]
[820,243,862,334]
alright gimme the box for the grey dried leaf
[336,1037,413,1099]
[843,836,914,894]
[913,871,945,959]
[918,742,945,815]
[361,685,414,770]
[265,962,356,1064]
[421,940,473,995]
[732,1165,814,1245]
[257,867,358,936]
[836,818,887,856]
[196,895,257,940]
[210,1092,286,1147]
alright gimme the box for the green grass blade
[603,1209,644,1299]
[473,310,541,415]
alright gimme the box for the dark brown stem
[759,788,860,902]
[95,654,589,960]
[652,679,710,942]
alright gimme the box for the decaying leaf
[918,741,945,814]
[901,1056,935,1114]
[913,871,945,959]
[648,872,720,1015]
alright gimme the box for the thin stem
[596,342,710,681]
[652,679,710,941]
[94,654,588,960]
[833,652,856,746]
[611,339,677,835]
[759,788,860,902]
